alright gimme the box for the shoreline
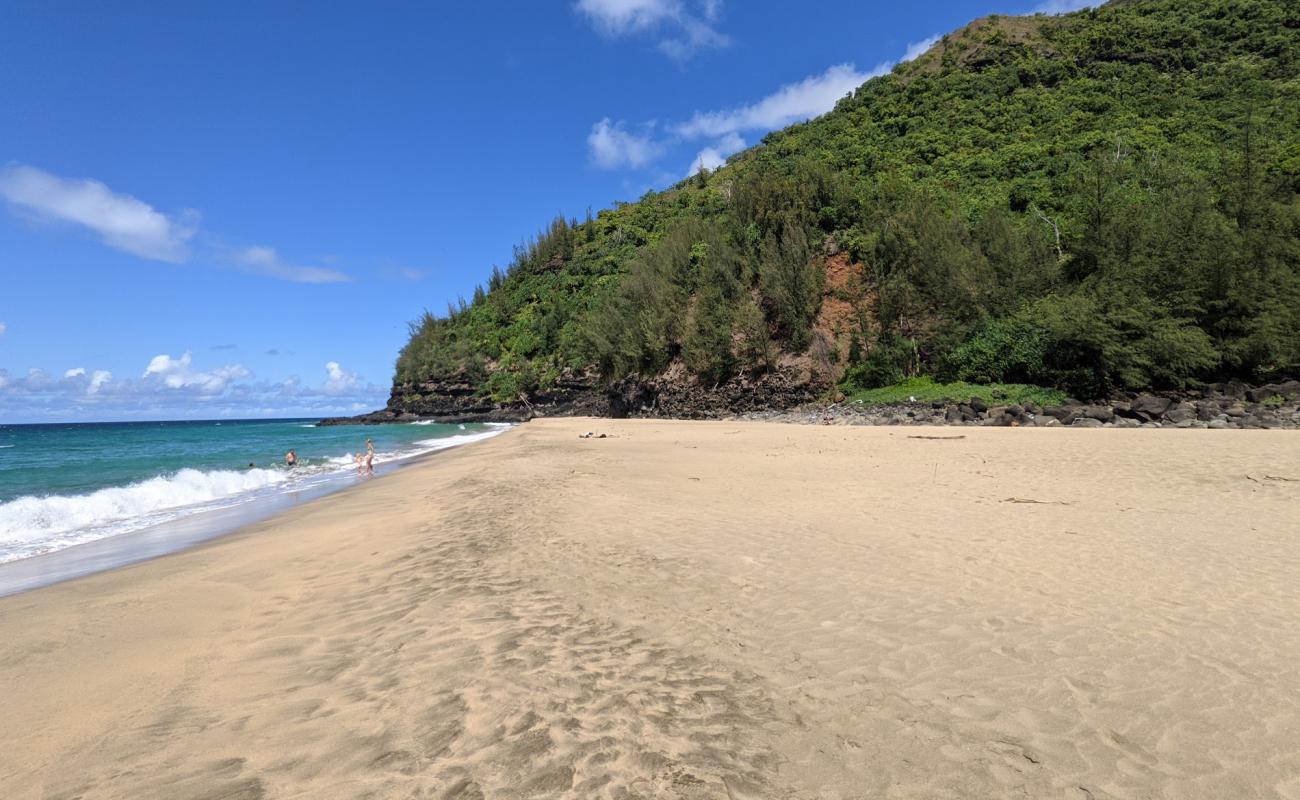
[0,425,510,598]
[2,419,1298,798]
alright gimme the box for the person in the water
[285,449,298,467]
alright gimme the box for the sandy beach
[1,419,1298,799]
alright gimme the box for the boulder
[969,397,988,414]
[1130,394,1172,419]
[1165,402,1196,423]
[1246,386,1275,404]
[1042,405,1070,420]
[1083,405,1115,422]
[1072,417,1104,428]
[1207,382,1239,399]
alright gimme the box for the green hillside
[394,0,1300,406]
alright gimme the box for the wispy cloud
[597,34,938,177]
[687,131,745,176]
[0,322,6,337]
[575,0,728,61]
[0,164,361,285]
[588,118,666,169]
[1033,0,1099,13]
[0,164,198,263]
[674,63,874,140]
[233,246,350,284]
[675,36,936,141]
[378,266,427,283]
[900,34,941,63]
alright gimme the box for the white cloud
[1,355,386,421]
[0,165,197,263]
[575,0,728,61]
[588,118,665,169]
[56,367,113,395]
[900,34,941,64]
[576,0,676,33]
[0,165,358,285]
[25,368,52,390]
[142,351,251,395]
[323,361,361,395]
[1034,0,1098,13]
[673,63,873,140]
[0,322,6,336]
[593,35,937,174]
[88,370,112,395]
[658,15,729,61]
[673,35,938,142]
[688,132,745,176]
[234,246,350,284]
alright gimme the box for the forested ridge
[394,0,1300,410]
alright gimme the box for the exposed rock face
[324,373,1299,431]
[321,364,828,425]
[320,370,609,426]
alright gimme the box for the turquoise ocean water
[0,419,507,564]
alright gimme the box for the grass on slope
[846,377,1067,408]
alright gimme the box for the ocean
[0,418,508,567]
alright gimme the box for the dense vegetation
[397,0,1300,404]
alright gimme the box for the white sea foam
[414,428,509,451]
[0,425,511,564]
[0,467,291,562]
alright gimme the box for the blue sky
[0,0,1094,423]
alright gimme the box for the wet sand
[1,419,1298,799]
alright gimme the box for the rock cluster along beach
[325,378,1300,430]
[747,381,1300,430]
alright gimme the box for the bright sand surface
[2,419,1299,800]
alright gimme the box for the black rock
[1083,405,1114,422]
[1131,394,1172,419]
